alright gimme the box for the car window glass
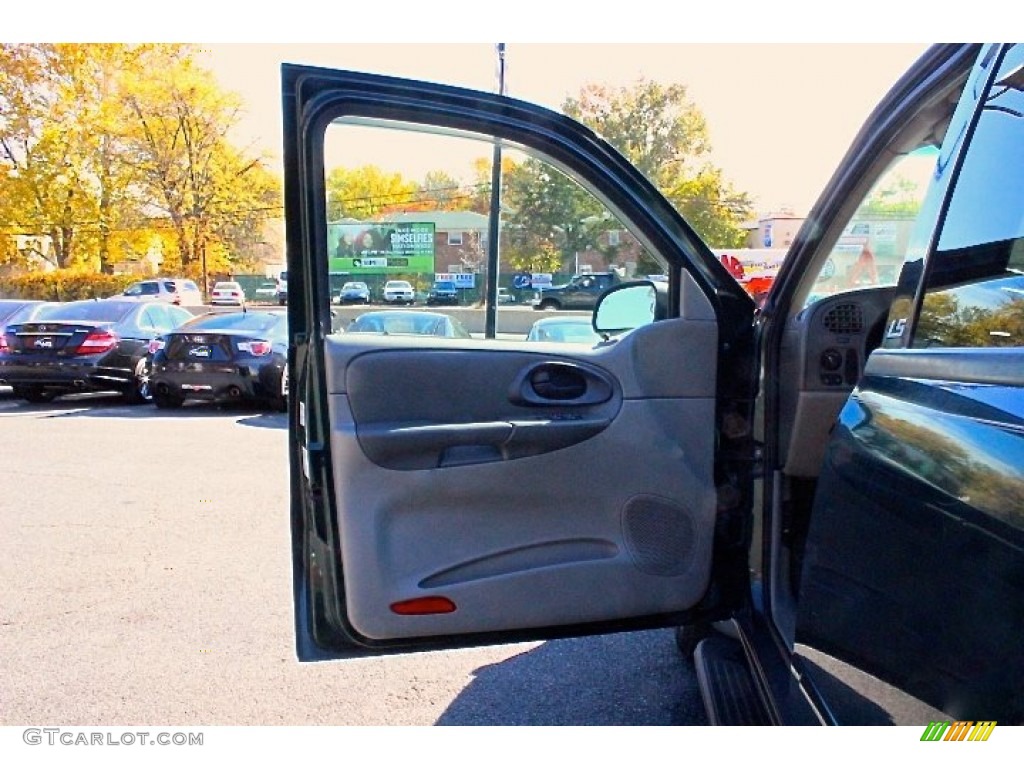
[185,312,282,333]
[0,302,30,325]
[323,120,668,340]
[149,304,178,331]
[140,282,159,295]
[175,308,192,327]
[803,147,940,307]
[37,301,132,323]
[140,305,162,330]
[914,44,1024,348]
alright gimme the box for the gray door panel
[346,350,619,469]
[325,316,719,640]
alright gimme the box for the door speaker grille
[622,495,697,577]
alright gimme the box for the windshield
[348,312,464,337]
[182,312,284,333]
[801,146,941,308]
[0,301,40,325]
[124,282,158,296]
[529,320,601,343]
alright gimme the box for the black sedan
[149,310,288,411]
[0,299,193,404]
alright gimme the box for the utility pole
[484,43,506,339]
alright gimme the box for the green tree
[503,157,604,271]
[563,79,753,248]
[466,155,519,215]
[121,45,279,274]
[326,165,418,220]
[0,43,279,276]
[50,43,154,273]
[204,147,281,274]
[504,240,563,275]
[859,174,925,217]
[418,170,464,211]
[917,291,1024,347]
[0,44,93,269]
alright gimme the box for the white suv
[382,280,415,305]
[120,278,203,306]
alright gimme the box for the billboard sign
[435,272,476,288]
[531,273,553,288]
[328,222,435,274]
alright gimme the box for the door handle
[509,361,614,406]
[530,366,587,400]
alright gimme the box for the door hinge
[718,441,764,477]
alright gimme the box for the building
[743,212,807,250]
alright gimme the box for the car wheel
[539,299,560,311]
[153,388,184,409]
[124,358,153,405]
[13,386,57,404]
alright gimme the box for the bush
[0,270,139,301]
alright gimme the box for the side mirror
[593,281,662,336]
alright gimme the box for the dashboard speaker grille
[823,303,864,334]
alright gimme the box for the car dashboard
[776,286,895,477]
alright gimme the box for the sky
[200,41,929,216]
[10,2,984,216]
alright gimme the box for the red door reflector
[390,597,457,615]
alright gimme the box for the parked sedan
[0,301,53,388]
[210,281,246,307]
[0,299,193,404]
[525,316,603,344]
[149,310,288,411]
[381,280,415,305]
[346,310,471,338]
[335,281,371,305]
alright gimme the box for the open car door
[282,65,757,660]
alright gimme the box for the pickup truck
[531,272,620,311]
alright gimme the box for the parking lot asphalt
[0,393,707,725]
